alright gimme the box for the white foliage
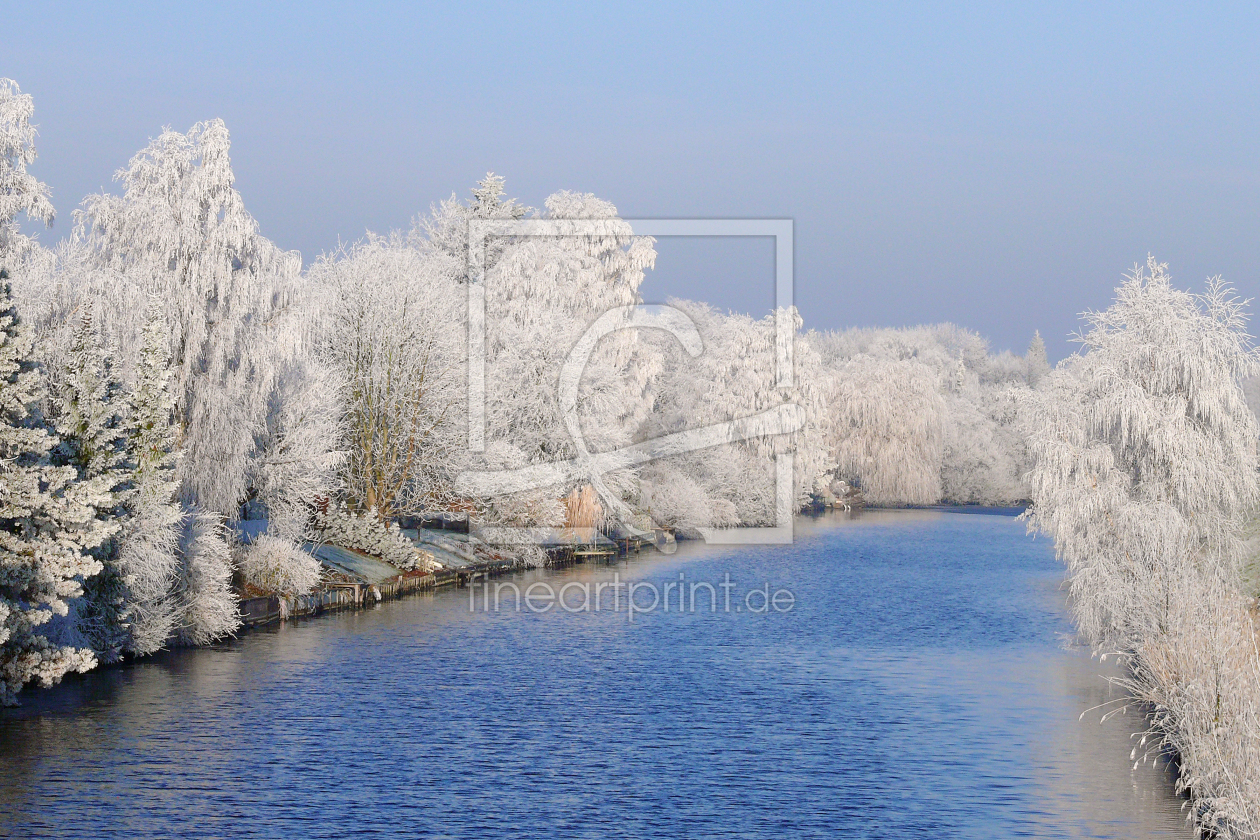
[419,171,529,281]
[809,322,1034,505]
[1022,258,1260,836]
[0,79,54,262]
[1025,330,1050,388]
[639,465,738,534]
[0,282,108,704]
[239,535,321,596]
[312,503,435,572]
[172,509,239,647]
[939,372,1027,505]
[477,187,657,522]
[310,235,461,518]
[825,355,945,506]
[45,313,133,663]
[114,305,183,656]
[71,119,316,521]
[250,354,344,541]
[638,299,830,528]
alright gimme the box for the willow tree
[1022,258,1260,835]
[71,119,318,520]
[825,355,945,505]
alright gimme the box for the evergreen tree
[48,314,131,661]
[0,278,110,704]
[1026,330,1050,387]
[117,303,184,655]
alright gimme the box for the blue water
[0,511,1192,838]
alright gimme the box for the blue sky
[7,2,1260,359]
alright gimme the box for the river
[0,511,1193,838]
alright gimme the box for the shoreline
[237,539,647,631]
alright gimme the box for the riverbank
[238,537,647,631]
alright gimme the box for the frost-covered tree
[72,119,314,520]
[0,280,112,705]
[1025,330,1049,388]
[0,79,54,266]
[249,354,344,540]
[419,172,529,282]
[475,189,658,525]
[172,509,238,647]
[311,237,461,519]
[1022,258,1260,833]
[808,323,1032,505]
[112,305,184,655]
[46,314,133,661]
[825,355,945,505]
[1024,257,1260,643]
[639,300,829,529]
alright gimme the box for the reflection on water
[0,511,1192,839]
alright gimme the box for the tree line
[6,83,1260,836]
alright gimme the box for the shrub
[240,536,322,596]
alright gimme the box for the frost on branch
[113,303,184,656]
[0,280,107,705]
[71,118,333,524]
[1022,257,1260,836]
[172,508,239,647]
[312,503,437,572]
[824,355,944,506]
[310,236,461,519]
[44,313,133,662]
[0,78,54,263]
[477,188,657,525]
[239,535,321,597]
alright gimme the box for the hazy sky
[7,3,1260,359]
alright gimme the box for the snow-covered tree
[72,119,312,521]
[639,300,829,529]
[0,280,112,704]
[808,323,1032,505]
[172,509,238,647]
[46,314,133,661]
[1025,330,1050,388]
[311,237,461,519]
[0,79,54,267]
[825,354,945,506]
[111,304,184,656]
[475,189,658,525]
[1022,258,1260,834]
[249,354,344,540]
[938,381,1026,505]
[1023,257,1260,644]
[419,172,529,282]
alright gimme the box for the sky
[6,2,1260,360]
